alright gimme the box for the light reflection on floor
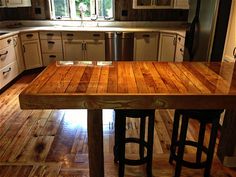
[63,109,115,131]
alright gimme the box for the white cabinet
[0,0,31,7]
[223,0,236,63]
[40,31,63,66]
[13,35,25,74]
[133,0,189,9]
[0,36,19,89]
[175,34,185,62]
[62,32,105,61]
[21,32,42,70]
[158,32,177,61]
[174,0,189,9]
[134,32,159,61]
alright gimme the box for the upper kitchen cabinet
[0,0,31,7]
[133,0,189,9]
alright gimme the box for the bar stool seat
[114,109,155,177]
[169,109,223,177]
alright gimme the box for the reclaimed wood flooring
[0,72,235,177]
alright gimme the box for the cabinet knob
[7,39,12,44]
[233,47,236,59]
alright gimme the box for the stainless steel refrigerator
[185,0,231,61]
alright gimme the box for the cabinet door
[13,35,25,73]
[174,0,189,9]
[22,40,42,70]
[158,33,176,62]
[84,40,105,61]
[134,33,158,61]
[223,0,236,62]
[63,40,83,61]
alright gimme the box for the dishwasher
[105,32,134,61]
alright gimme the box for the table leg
[87,109,104,177]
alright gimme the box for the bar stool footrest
[124,137,149,166]
[171,140,208,169]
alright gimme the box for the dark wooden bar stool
[169,109,223,177]
[114,109,155,177]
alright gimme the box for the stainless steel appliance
[105,32,134,61]
[185,0,231,61]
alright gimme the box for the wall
[0,0,188,21]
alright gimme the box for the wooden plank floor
[0,73,236,177]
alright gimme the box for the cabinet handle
[93,34,100,37]
[48,41,55,44]
[47,33,54,36]
[67,33,74,37]
[233,47,236,59]
[13,38,17,47]
[0,51,8,58]
[26,34,33,38]
[142,34,150,38]
[3,67,11,75]
[7,39,12,44]
[23,45,25,53]
[49,55,56,58]
[173,37,177,45]
[84,43,87,50]
[178,37,181,42]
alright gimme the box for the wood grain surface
[19,61,236,109]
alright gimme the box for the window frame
[50,0,115,20]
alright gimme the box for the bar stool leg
[114,111,122,163]
[174,116,189,177]
[169,111,181,164]
[139,117,145,160]
[146,111,155,177]
[204,118,220,177]
[196,122,206,163]
[118,115,126,177]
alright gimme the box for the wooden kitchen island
[19,61,236,177]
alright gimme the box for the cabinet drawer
[0,36,13,49]
[41,40,63,53]
[42,53,63,66]
[176,35,185,46]
[21,32,39,41]
[0,61,18,89]
[40,31,62,40]
[62,32,104,40]
[0,45,16,69]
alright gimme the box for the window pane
[53,0,69,17]
[75,0,92,18]
[97,0,113,18]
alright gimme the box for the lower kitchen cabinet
[13,35,25,73]
[22,40,42,69]
[21,32,42,70]
[158,32,177,62]
[63,40,84,61]
[134,32,159,61]
[62,31,105,61]
[84,40,105,61]
[42,53,63,66]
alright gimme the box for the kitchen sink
[0,32,9,36]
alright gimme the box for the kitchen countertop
[0,25,186,39]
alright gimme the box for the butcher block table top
[19,61,236,110]
[19,61,236,177]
